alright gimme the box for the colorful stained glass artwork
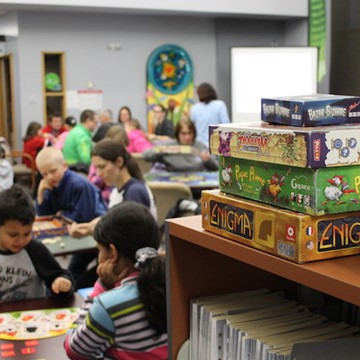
[146,44,194,133]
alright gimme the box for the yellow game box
[202,189,360,264]
[209,122,360,168]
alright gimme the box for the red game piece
[0,344,14,350]
[21,347,36,354]
[24,340,39,347]
[1,350,15,358]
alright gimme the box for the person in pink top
[126,119,153,153]
[55,116,77,151]
[64,202,167,359]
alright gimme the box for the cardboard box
[202,189,360,264]
[209,122,360,168]
[261,94,360,127]
[32,215,72,240]
[218,156,360,215]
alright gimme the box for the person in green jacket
[63,109,98,167]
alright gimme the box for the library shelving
[165,215,360,359]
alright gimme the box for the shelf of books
[165,215,360,359]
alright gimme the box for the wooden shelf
[166,215,360,359]
[42,51,66,122]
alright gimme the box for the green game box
[218,156,360,215]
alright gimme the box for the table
[0,293,84,360]
[145,171,219,199]
[145,171,218,189]
[38,234,97,257]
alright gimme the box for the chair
[7,150,37,192]
[147,181,193,227]
[132,152,153,175]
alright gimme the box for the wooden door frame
[0,54,16,148]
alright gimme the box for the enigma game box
[209,122,360,168]
[261,94,360,127]
[218,156,360,216]
[202,189,360,264]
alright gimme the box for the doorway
[0,54,16,148]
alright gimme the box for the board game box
[218,156,360,215]
[202,189,360,264]
[209,122,360,168]
[261,94,360,127]
[32,216,72,240]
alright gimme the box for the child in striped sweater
[64,201,168,359]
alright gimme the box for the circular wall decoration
[45,72,61,91]
[147,44,193,95]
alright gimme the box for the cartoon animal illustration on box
[323,175,356,205]
[221,165,233,187]
[276,134,300,164]
[265,174,285,202]
[217,131,232,156]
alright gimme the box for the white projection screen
[231,47,318,122]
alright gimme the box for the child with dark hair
[22,121,51,169]
[64,201,167,359]
[0,186,74,302]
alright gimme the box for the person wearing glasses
[144,118,218,172]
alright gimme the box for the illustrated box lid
[261,94,360,127]
[209,122,360,168]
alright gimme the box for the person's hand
[96,260,130,289]
[200,150,211,162]
[38,178,53,192]
[51,276,72,294]
[37,178,53,204]
[67,222,92,238]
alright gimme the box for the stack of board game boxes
[202,94,360,263]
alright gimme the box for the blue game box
[261,94,360,127]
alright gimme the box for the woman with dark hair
[68,139,157,238]
[190,82,230,146]
[22,121,51,169]
[64,202,167,359]
[144,118,218,172]
[117,105,132,126]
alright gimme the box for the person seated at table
[35,147,107,283]
[0,186,75,302]
[64,202,167,359]
[88,125,129,205]
[143,118,218,172]
[126,119,153,153]
[63,109,99,169]
[0,145,13,192]
[22,121,52,169]
[54,115,77,151]
[68,139,157,239]
[92,108,115,143]
[42,112,66,140]
[148,104,174,142]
